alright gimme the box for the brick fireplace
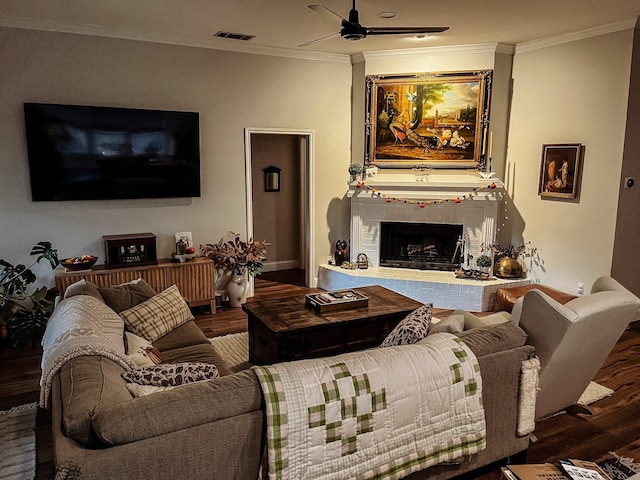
[317,171,529,311]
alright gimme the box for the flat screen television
[24,103,201,201]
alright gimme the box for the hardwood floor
[2,269,639,478]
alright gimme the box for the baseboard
[261,260,301,273]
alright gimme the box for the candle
[481,129,486,155]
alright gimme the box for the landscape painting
[365,70,492,168]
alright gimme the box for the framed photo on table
[364,70,493,169]
[538,143,583,200]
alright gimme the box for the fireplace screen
[380,222,463,271]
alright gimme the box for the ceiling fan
[299,0,449,47]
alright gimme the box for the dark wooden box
[103,233,158,269]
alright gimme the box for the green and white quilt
[253,333,486,480]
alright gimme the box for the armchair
[512,276,640,419]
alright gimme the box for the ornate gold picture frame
[364,70,492,169]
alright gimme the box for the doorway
[244,128,314,288]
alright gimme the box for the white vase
[226,274,249,307]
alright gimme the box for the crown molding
[0,15,352,64]
[515,19,636,54]
[353,42,515,63]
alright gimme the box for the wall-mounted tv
[24,103,201,201]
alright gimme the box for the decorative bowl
[60,255,98,271]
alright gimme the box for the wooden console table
[54,257,216,312]
[243,285,423,365]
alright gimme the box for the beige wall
[1,26,635,295]
[505,30,633,293]
[0,27,352,286]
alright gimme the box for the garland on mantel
[354,181,499,208]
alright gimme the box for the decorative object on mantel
[334,239,348,266]
[364,70,492,169]
[454,268,490,280]
[356,253,369,269]
[340,261,358,270]
[354,180,498,208]
[490,243,535,279]
[201,232,270,307]
[494,256,523,279]
[348,163,364,182]
[476,254,492,272]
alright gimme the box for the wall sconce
[264,166,281,192]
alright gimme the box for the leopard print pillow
[122,362,219,387]
[380,303,433,347]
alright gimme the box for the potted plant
[476,254,492,272]
[201,232,270,307]
[0,242,59,348]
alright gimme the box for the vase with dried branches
[201,232,270,307]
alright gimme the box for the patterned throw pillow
[124,331,162,368]
[119,285,194,342]
[122,362,219,387]
[380,303,433,347]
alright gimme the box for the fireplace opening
[380,222,463,271]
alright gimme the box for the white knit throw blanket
[39,295,135,408]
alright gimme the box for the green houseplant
[0,242,59,348]
[476,254,492,269]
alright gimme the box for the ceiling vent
[213,31,255,41]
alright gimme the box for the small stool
[494,284,577,312]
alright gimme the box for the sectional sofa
[41,280,536,480]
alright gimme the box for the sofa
[42,280,536,480]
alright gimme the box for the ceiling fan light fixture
[377,11,397,19]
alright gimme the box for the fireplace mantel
[348,170,504,269]
[347,170,505,201]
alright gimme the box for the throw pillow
[99,278,157,313]
[122,362,219,387]
[428,314,465,335]
[380,303,433,347]
[125,383,178,397]
[124,331,162,368]
[455,322,528,357]
[461,310,511,330]
[119,285,194,342]
[63,279,103,301]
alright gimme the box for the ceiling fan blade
[298,30,341,47]
[308,4,350,25]
[365,26,449,35]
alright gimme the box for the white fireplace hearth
[317,170,530,311]
[317,265,529,312]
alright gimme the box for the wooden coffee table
[243,285,423,365]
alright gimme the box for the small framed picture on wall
[538,143,583,200]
